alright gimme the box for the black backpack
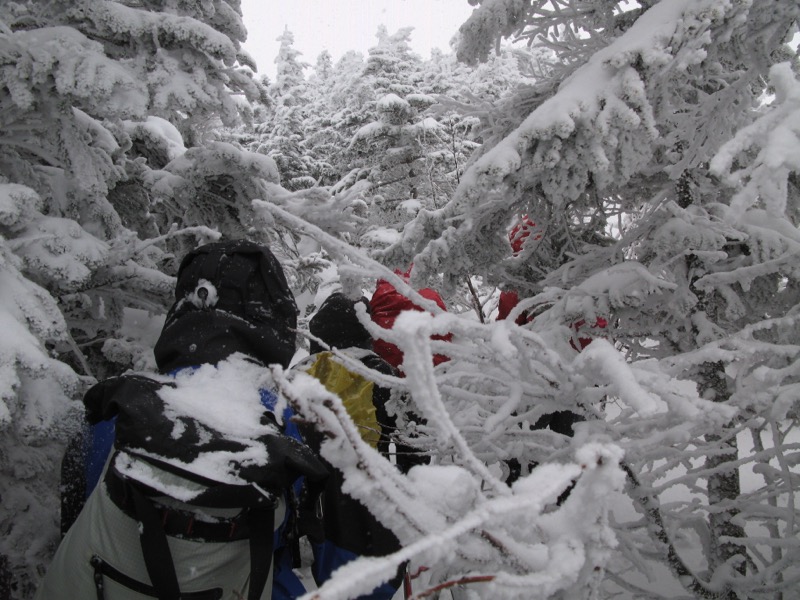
[154,239,299,372]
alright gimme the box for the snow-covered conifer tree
[302,51,342,187]
[252,28,319,191]
[305,50,371,188]
[347,26,427,205]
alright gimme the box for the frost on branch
[6,26,147,117]
[276,359,625,600]
[144,142,280,243]
[385,0,705,286]
[38,0,262,125]
[456,0,531,66]
[265,262,737,598]
[711,62,800,221]
[11,216,109,293]
[384,0,789,291]
[254,186,365,238]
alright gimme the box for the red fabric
[496,289,608,351]
[496,290,531,326]
[509,215,541,254]
[569,317,609,351]
[500,216,539,325]
[369,277,450,371]
[503,216,608,348]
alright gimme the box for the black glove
[239,429,329,491]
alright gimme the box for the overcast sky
[239,0,475,80]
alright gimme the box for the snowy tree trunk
[700,362,747,592]
[688,225,747,595]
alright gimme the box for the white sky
[239,0,475,80]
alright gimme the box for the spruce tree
[257,28,317,191]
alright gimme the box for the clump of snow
[350,121,387,145]
[711,62,800,221]
[123,116,187,162]
[0,240,77,430]
[575,340,661,417]
[167,141,280,183]
[407,464,480,516]
[490,322,518,359]
[652,215,727,257]
[360,226,401,250]
[415,117,442,132]
[574,262,677,311]
[81,1,237,64]
[159,355,276,442]
[11,216,109,291]
[398,199,422,215]
[377,93,410,111]
[12,26,149,116]
[513,462,582,500]
[0,184,42,228]
[406,93,436,106]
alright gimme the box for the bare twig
[411,575,495,599]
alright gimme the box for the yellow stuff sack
[305,351,380,448]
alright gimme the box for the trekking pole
[403,563,413,599]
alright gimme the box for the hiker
[40,239,327,600]
[294,292,408,599]
[369,267,451,373]
[368,269,447,451]
[497,216,604,484]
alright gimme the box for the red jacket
[369,278,451,371]
[498,217,539,325]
